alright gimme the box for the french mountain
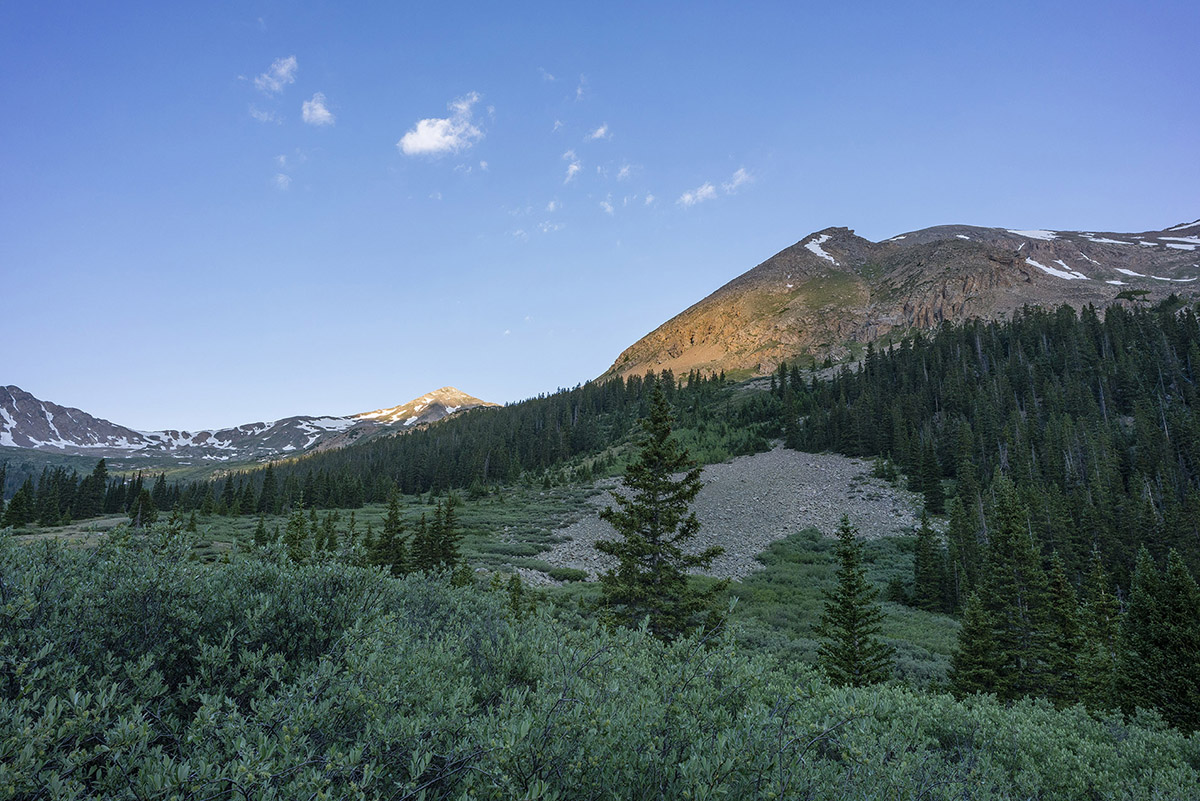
[605,219,1200,380]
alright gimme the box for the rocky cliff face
[605,220,1200,379]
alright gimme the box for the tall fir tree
[1158,551,1200,731]
[977,474,1054,701]
[370,493,409,576]
[282,506,310,563]
[257,463,278,514]
[912,512,948,612]
[816,515,894,686]
[1077,551,1120,711]
[1044,551,1081,707]
[595,381,725,640]
[949,593,1000,696]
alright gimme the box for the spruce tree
[282,507,310,563]
[950,592,1000,696]
[1078,551,1119,711]
[1045,551,1081,707]
[816,515,894,686]
[595,381,724,640]
[370,494,409,576]
[258,463,278,514]
[978,474,1053,700]
[128,489,157,528]
[912,512,947,612]
[1116,547,1162,719]
[1159,550,1200,731]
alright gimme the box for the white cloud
[255,55,297,94]
[552,119,563,132]
[539,67,555,82]
[504,329,512,335]
[562,149,581,183]
[645,194,656,205]
[600,197,614,215]
[723,167,752,193]
[249,106,280,123]
[429,191,442,200]
[273,173,291,190]
[275,154,287,167]
[576,75,586,101]
[546,200,559,212]
[539,221,564,233]
[617,164,632,181]
[677,182,717,207]
[587,123,610,140]
[397,92,484,157]
[301,92,335,126]
[512,229,529,241]
[479,160,489,171]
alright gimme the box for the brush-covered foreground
[2,527,1197,800]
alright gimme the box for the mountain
[0,385,495,462]
[604,220,1200,380]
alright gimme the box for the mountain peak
[604,219,1200,381]
[352,387,496,425]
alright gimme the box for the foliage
[816,516,894,686]
[595,382,726,640]
[2,528,1199,799]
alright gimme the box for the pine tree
[950,593,1000,696]
[1078,551,1119,711]
[253,515,271,548]
[1044,551,1081,707]
[128,489,157,528]
[912,512,947,612]
[978,474,1053,700]
[370,493,409,576]
[283,507,310,563]
[1159,550,1200,731]
[258,463,278,514]
[595,381,725,640]
[817,515,894,686]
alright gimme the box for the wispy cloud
[552,119,563,132]
[479,160,489,171]
[576,75,587,101]
[539,67,556,82]
[255,56,297,94]
[645,194,656,205]
[397,92,484,157]
[723,167,752,193]
[587,123,610,141]
[546,200,559,212]
[249,106,280,123]
[562,149,581,183]
[301,92,335,126]
[617,164,633,181]
[539,220,564,233]
[677,182,717,207]
[600,197,614,215]
[512,229,529,241]
[273,173,291,191]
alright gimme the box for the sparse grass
[726,527,959,686]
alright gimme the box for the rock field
[521,446,927,586]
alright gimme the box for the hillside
[605,220,1200,379]
[0,384,494,465]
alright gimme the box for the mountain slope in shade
[0,385,495,462]
[604,220,1200,380]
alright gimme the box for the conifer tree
[1159,550,1200,731]
[1078,551,1119,711]
[257,463,278,514]
[1045,551,1081,706]
[253,515,271,548]
[912,512,947,612]
[817,515,893,686]
[949,592,999,696]
[595,381,725,640]
[978,474,1053,700]
[128,489,157,528]
[283,507,310,563]
[370,493,409,576]
[410,513,434,572]
[1116,547,1162,719]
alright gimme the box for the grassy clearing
[727,527,959,687]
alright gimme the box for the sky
[2,1,1197,430]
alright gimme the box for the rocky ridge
[0,384,494,462]
[605,220,1200,380]
[520,446,927,586]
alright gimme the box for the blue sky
[2,1,1196,430]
